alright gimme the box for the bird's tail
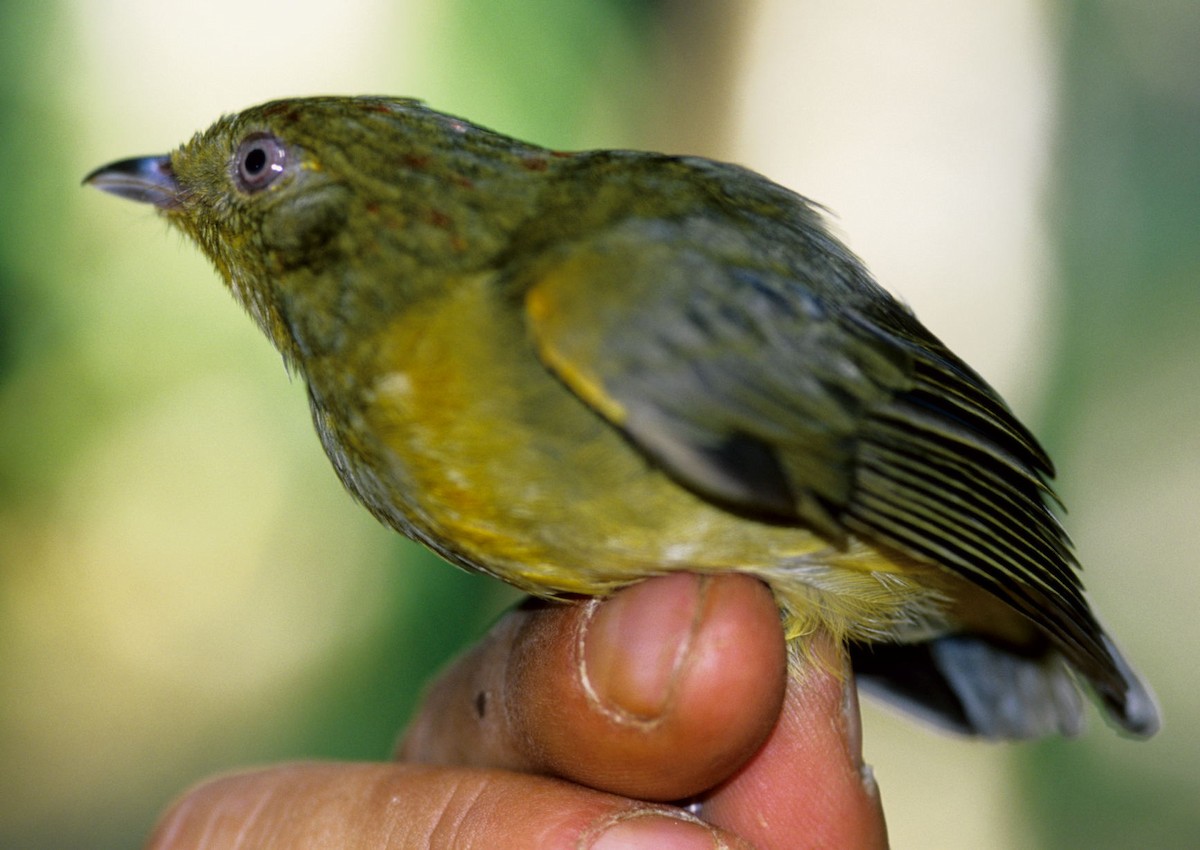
[850,633,1159,740]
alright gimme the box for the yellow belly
[310,273,952,649]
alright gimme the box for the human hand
[144,573,887,849]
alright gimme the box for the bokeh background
[2,1,1196,847]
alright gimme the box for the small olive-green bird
[86,96,1158,740]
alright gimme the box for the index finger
[701,633,889,850]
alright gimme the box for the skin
[143,574,888,850]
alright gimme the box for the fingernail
[586,812,720,850]
[580,573,704,723]
[840,651,877,793]
[841,650,864,768]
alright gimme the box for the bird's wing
[520,212,1122,694]
[522,214,904,541]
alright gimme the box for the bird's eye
[234,133,288,192]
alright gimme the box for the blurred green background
[1,1,1196,847]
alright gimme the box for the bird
[85,95,1158,740]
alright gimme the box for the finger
[398,572,788,802]
[700,633,889,850]
[143,762,753,850]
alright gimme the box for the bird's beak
[83,155,180,209]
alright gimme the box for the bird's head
[85,96,542,364]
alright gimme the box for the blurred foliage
[426,0,660,146]
[295,546,514,761]
[1025,738,1200,849]
[1023,1,1200,846]
[0,2,78,498]
[1042,0,1200,432]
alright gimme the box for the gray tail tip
[1101,635,1161,738]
